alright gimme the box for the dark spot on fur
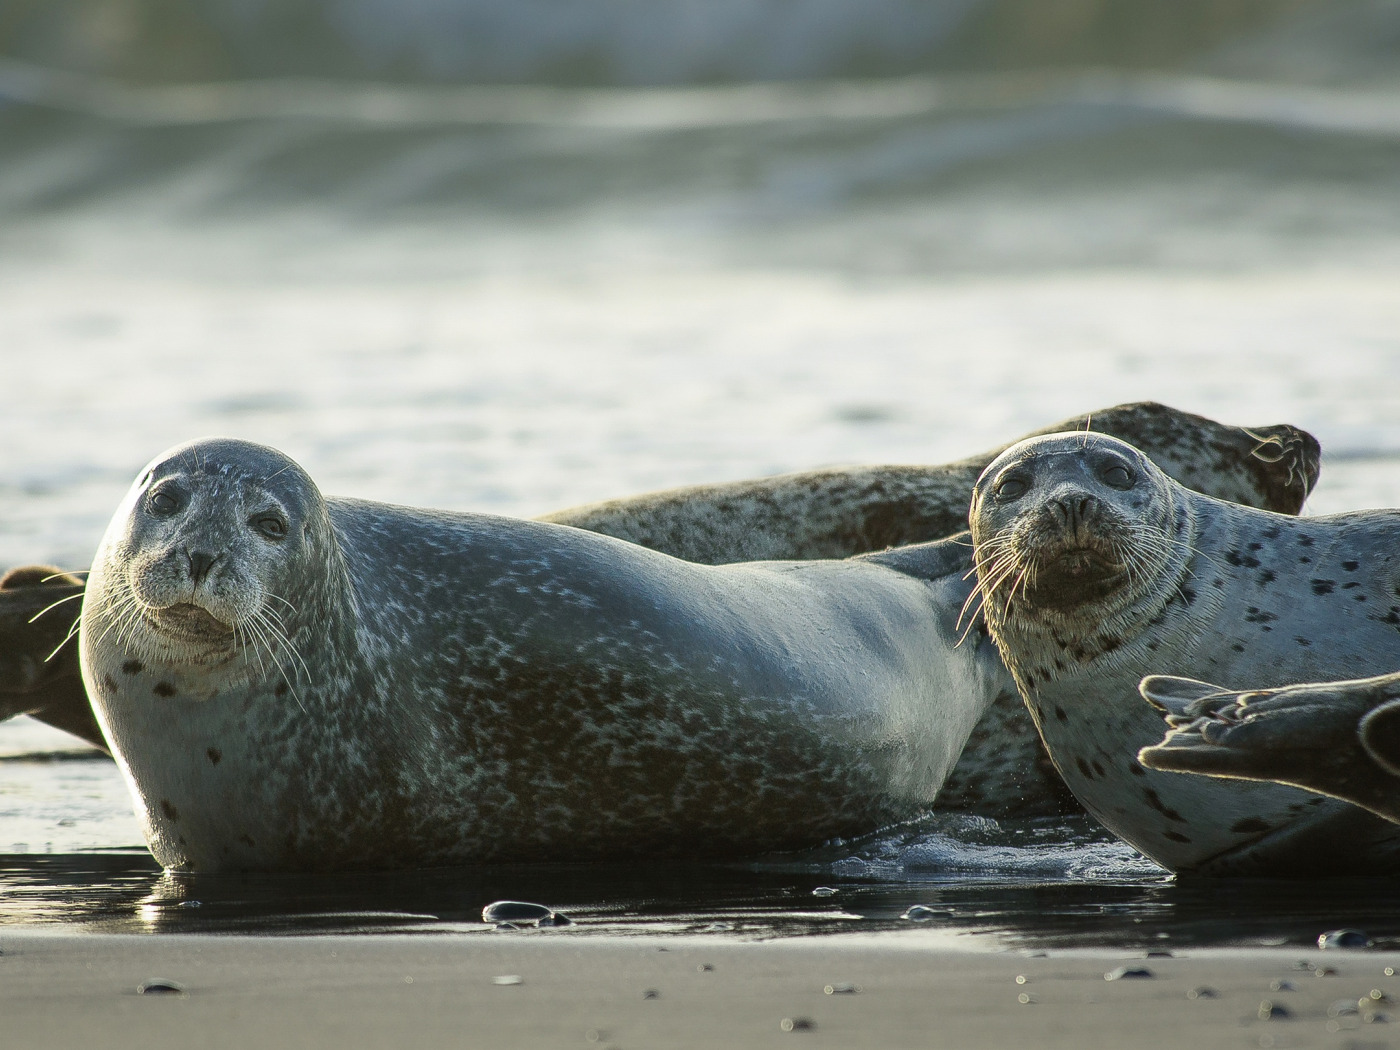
[1128,761,1146,777]
[160,799,179,822]
[1256,570,1275,585]
[1225,550,1261,569]
[239,834,256,848]
[121,659,143,675]
[1355,595,1368,602]
[1343,560,1360,571]
[1213,578,1225,588]
[1299,556,1311,564]
[1163,831,1192,844]
[274,681,289,698]
[1296,637,1311,647]
[1231,642,1245,652]
[1076,757,1096,780]
[1248,542,1263,551]
[1263,526,1280,540]
[1099,635,1123,654]
[1310,579,1335,595]
[1091,759,1106,778]
[1055,706,1068,722]
[101,674,118,696]
[1244,607,1278,624]
[206,747,222,766]
[1231,817,1271,834]
[1178,586,1197,605]
[1343,581,1361,589]
[1143,788,1188,823]
[1298,535,1314,547]
[153,681,176,698]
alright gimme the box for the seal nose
[187,550,218,585]
[1047,492,1100,532]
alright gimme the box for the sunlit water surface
[2,0,1400,945]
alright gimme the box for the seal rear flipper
[1191,799,1400,877]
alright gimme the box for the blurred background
[1,0,1399,567]
[0,0,1399,861]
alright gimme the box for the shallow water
[2,0,1400,945]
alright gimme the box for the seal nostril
[187,551,216,585]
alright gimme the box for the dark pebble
[642,989,659,1000]
[1186,987,1218,1000]
[1268,979,1295,992]
[482,900,554,923]
[1258,1000,1291,1020]
[1319,929,1373,950]
[137,979,185,996]
[1104,966,1154,981]
[780,1017,815,1032]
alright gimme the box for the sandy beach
[3,930,1396,1049]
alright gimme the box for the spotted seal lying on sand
[969,431,1400,875]
[1140,673,1400,826]
[6,402,1321,820]
[80,437,1015,872]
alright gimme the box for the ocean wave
[3,59,1399,139]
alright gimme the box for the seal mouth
[1024,545,1129,609]
[144,602,236,642]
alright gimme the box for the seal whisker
[27,590,86,624]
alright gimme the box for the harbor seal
[80,437,1010,872]
[6,402,1320,821]
[1139,673,1400,826]
[0,566,104,749]
[543,401,1318,563]
[969,431,1400,875]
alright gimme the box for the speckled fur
[1140,673,1400,826]
[547,402,1320,820]
[81,439,1010,872]
[971,432,1400,876]
[5,402,1320,822]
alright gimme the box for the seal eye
[252,515,287,541]
[148,490,181,517]
[1101,463,1134,489]
[995,477,1028,500]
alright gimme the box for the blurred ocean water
[0,0,1398,885]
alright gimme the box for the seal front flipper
[1141,673,1400,827]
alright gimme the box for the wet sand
[2,931,1395,1049]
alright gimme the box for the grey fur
[81,438,1009,872]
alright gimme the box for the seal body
[0,567,103,749]
[544,401,1319,563]
[1140,673,1400,826]
[80,438,1009,872]
[9,400,1315,821]
[970,432,1400,875]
